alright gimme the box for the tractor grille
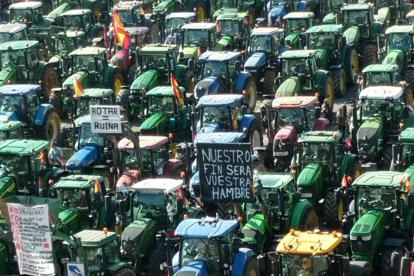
[357,127,378,151]
[121,227,144,245]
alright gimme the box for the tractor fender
[238,114,256,134]
[297,1,308,12]
[231,249,255,276]
[289,199,313,229]
[234,72,253,93]
[175,65,188,84]
[342,154,359,179]
[194,76,221,100]
[383,238,407,248]
[343,26,360,45]
[35,104,55,126]
[163,159,183,177]
[103,66,122,87]
[407,64,414,69]
[244,52,267,71]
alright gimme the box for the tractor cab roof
[80,88,113,98]
[341,3,373,11]
[0,120,22,131]
[306,24,342,34]
[251,27,284,36]
[0,40,39,51]
[125,26,149,36]
[217,8,247,20]
[279,49,317,59]
[362,64,399,73]
[399,127,414,143]
[181,22,216,30]
[74,230,118,247]
[276,230,343,255]
[61,9,92,16]
[139,43,177,54]
[58,30,86,38]
[272,96,319,109]
[254,172,294,189]
[113,1,145,10]
[0,84,41,95]
[166,12,196,20]
[352,171,408,188]
[146,86,184,97]
[0,24,26,34]
[69,46,106,56]
[359,86,403,100]
[0,139,49,155]
[196,94,244,107]
[117,136,169,150]
[54,174,103,189]
[194,132,245,145]
[175,218,239,239]
[385,25,414,35]
[131,178,183,193]
[199,51,241,62]
[9,2,42,9]
[298,131,342,143]
[283,12,315,19]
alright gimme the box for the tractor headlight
[350,234,357,240]
[361,235,371,241]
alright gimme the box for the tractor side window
[166,193,178,214]
[96,58,103,73]
[83,15,91,32]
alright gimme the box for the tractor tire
[243,256,260,276]
[112,268,135,276]
[333,68,347,98]
[127,64,138,85]
[405,86,414,106]
[147,248,167,276]
[405,67,414,87]
[41,65,59,102]
[263,70,276,95]
[56,131,67,148]
[181,70,195,95]
[323,190,343,229]
[149,23,161,44]
[247,119,263,149]
[248,6,255,27]
[360,44,378,70]
[299,207,318,231]
[116,89,130,119]
[319,74,335,109]
[344,47,359,85]
[380,247,405,276]
[244,78,258,111]
[35,111,61,144]
[99,169,114,190]
[217,203,235,218]
[91,3,100,20]
[382,145,393,171]
[110,71,124,98]
[194,0,207,22]
[49,89,65,119]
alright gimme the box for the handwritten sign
[7,203,54,276]
[90,105,122,134]
[197,143,254,203]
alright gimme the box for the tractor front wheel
[127,64,138,85]
[116,89,130,119]
[323,190,343,229]
[148,249,168,276]
[333,68,347,98]
[382,145,393,171]
[110,71,124,98]
[263,70,276,95]
[344,47,359,85]
[41,65,59,102]
[247,119,263,149]
[360,44,378,70]
[244,79,257,111]
[243,256,260,276]
[380,246,405,276]
[319,74,335,110]
[112,268,135,276]
[49,90,65,119]
[299,206,318,231]
[36,111,61,144]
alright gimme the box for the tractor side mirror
[315,106,321,118]
[403,105,410,118]
[340,257,350,273]
[407,193,414,208]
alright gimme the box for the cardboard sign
[197,143,254,203]
[90,105,122,134]
[7,203,54,276]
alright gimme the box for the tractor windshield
[181,239,221,273]
[360,99,394,118]
[57,188,90,210]
[0,94,27,120]
[308,33,335,50]
[201,106,234,129]
[148,96,175,114]
[63,15,85,31]
[140,54,169,71]
[277,109,305,130]
[122,149,139,171]
[85,241,120,272]
[167,18,187,31]
[281,58,310,78]
[183,30,209,47]
[286,19,309,34]
[134,191,165,207]
[218,20,240,36]
[73,55,97,72]
[408,16,414,25]
[77,97,106,117]
[79,125,105,147]
[386,33,412,52]
[281,255,330,276]
[399,144,414,169]
[10,9,32,24]
[301,143,332,165]
[342,10,369,28]
[0,31,27,44]
[118,10,134,25]
[202,61,227,78]
[365,72,394,87]
[0,155,26,177]
[250,35,272,54]
[356,186,397,215]
[0,129,22,140]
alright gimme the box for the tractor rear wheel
[248,7,255,27]
[263,70,276,95]
[405,86,414,105]
[360,44,378,70]
[194,0,207,21]
[382,145,393,171]
[56,131,68,148]
[91,3,100,20]
[319,74,335,109]
[110,71,124,98]
[36,111,61,144]
[380,246,405,276]
[147,248,167,276]
[49,90,65,119]
[344,47,359,85]
[333,68,347,98]
[217,203,235,218]
[323,190,343,229]
[112,268,135,276]
[243,256,260,276]
[116,89,130,119]
[405,68,414,87]
[244,78,258,111]
[181,70,195,95]
[149,23,161,44]
[41,65,59,102]
[247,119,263,149]
[127,64,138,85]
[299,206,318,231]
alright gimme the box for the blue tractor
[266,0,310,27]
[0,84,61,143]
[194,51,257,110]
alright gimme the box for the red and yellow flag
[112,9,131,49]
[38,151,45,163]
[74,77,84,98]
[94,179,100,193]
[170,74,184,105]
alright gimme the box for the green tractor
[390,127,414,172]
[123,44,195,120]
[8,2,55,28]
[0,23,28,44]
[214,8,251,51]
[50,46,124,117]
[276,49,335,108]
[0,40,59,101]
[292,130,362,229]
[53,0,114,21]
[341,171,414,275]
[283,11,314,49]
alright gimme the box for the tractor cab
[0,121,24,140]
[382,25,414,60]
[58,9,102,44]
[73,88,115,125]
[359,64,402,89]
[0,24,27,44]
[165,12,196,45]
[215,8,250,51]
[9,2,45,27]
[390,127,414,171]
[283,12,314,49]
[340,3,379,40]
[54,30,87,58]
[113,1,153,27]
[267,0,296,27]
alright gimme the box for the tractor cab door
[82,14,92,35]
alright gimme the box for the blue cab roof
[195,132,245,144]
[199,51,241,62]
[175,218,239,239]
[196,94,244,107]
[0,84,41,95]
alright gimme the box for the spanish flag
[94,179,100,194]
[38,151,45,163]
[112,10,131,49]
[74,77,84,98]
[170,74,184,105]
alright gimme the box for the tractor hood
[276,76,300,96]
[269,6,284,19]
[274,125,297,144]
[297,163,322,187]
[181,46,198,60]
[244,52,267,70]
[285,32,299,47]
[117,169,139,189]
[382,49,405,67]
[350,210,383,237]
[215,36,233,50]
[140,113,167,132]
[0,176,16,197]
[0,67,16,85]
[195,76,221,100]
[130,69,158,91]
[63,71,89,90]
[323,12,337,24]
[58,208,80,233]
[121,218,157,254]
[66,145,99,170]
[197,123,222,134]
[357,117,382,152]
[343,26,360,45]
[0,111,18,122]
[175,261,208,276]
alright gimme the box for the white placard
[90,105,122,134]
[67,262,86,276]
[7,203,54,276]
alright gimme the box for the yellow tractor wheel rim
[196,7,206,22]
[114,79,122,97]
[338,199,344,222]
[351,53,358,76]
[340,72,346,91]
[188,78,195,94]
[326,83,334,107]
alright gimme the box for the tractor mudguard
[238,114,256,133]
[231,249,255,276]
[103,66,118,87]
[342,154,359,179]
[297,1,308,11]
[163,159,183,177]
[382,49,405,66]
[349,261,373,275]
[407,64,414,69]
[35,104,55,126]
[195,76,221,100]
[244,53,267,71]
[175,260,208,276]
[315,49,328,69]
[175,64,187,84]
[153,0,173,13]
[234,72,253,93]
[343,26,360,45]
[275,76,300,97]
[121,218,157,259]
[33,62,46,83]
[66,145,99,170]
[289,199,313,229]
[131,70,158,92]
[323,12,337,24]
[47,3,71,20]
[215,36,233,51]
[383,238,407,248]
